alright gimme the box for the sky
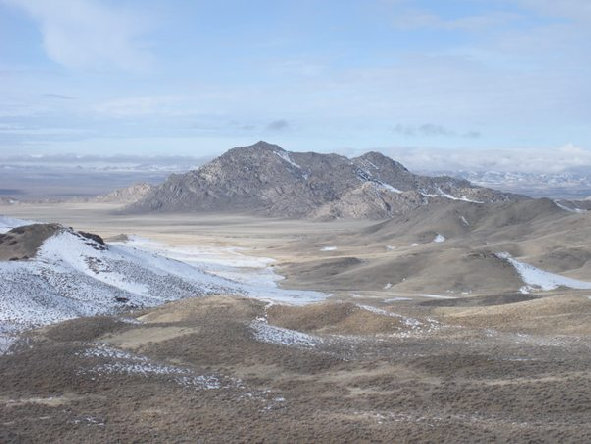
[1,0,590,171]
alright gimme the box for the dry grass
[3,294,591,442]
[267,302,406,335]
[438,293,591,334]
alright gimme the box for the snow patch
[0,323,22,354]
[420,294,457,299]
[117,316,143,325]
[320,246,338,251]
[553,200,586,213]
[355,304,440,333]
[421,188,484,204]
[433,233,445,243]
[364,159,379,170]
[250,318,323,347]
[121,236,327,306]
[376,181,402,194]
[79,345,225,390]
[274,151,301,169]
[274,151,309,179]
[496,252,591,291]
[41,232,150,296]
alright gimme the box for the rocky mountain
[127,141,518,219]
[96,183,154,204]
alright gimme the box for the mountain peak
[250,141,284,151]
[127,143,517,218]
[222,141,286,160]
[355,151,409,172]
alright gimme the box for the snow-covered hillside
[496,252,591,292]
[426,169,591,199]
[0,219,325,353]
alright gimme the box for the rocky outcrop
[0,224,106,261]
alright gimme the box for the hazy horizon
[3,141,591,174]
[2,142,591,199]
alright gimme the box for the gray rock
[126,141,520,219]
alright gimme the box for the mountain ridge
[126,141,521,219]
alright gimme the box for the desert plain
[1,200,591,443]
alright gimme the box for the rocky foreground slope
[127,141,517,219]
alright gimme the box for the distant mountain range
[3,148,590,202]
[127,141,518,219]
[424,169,591,199]
[0,155,211,199]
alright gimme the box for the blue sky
[1,0,590,166]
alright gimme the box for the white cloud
[381,144,591,173]
[3,0,152,70]
[95,96,186,117]
[391,123,480,138]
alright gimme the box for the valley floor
[2,202,591,442]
